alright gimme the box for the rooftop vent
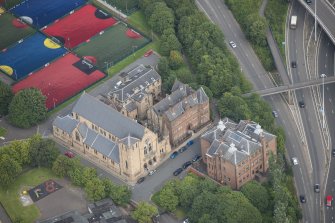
[217,120,226,131]
[254,124,263,135]
[116,81,122,86]
[228,143,237,154]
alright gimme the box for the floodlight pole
[104,61,110,76]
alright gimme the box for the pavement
[0,203,11,223]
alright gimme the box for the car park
[272,111,278,118]
[326,195,333,207]
[64,151,75,158]
[173,168,183,176]
[148,169,157,176]
[314,184,320,193]
[182,161,192,169]
[192,155,202,162]
[291,61,297,68]
[300,195,306,203]
[178,146,188,153]
[137,177,145,184]
[187,140,194,147]
[229,41,237,48]
[170,151,179,159]
[299,101,305,108]
[292,157,298,165]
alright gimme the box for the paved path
[0,203,11,223]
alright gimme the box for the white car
[292,157,299,165]
[272,111,278,118]
[229,41,237,48]
[148,169,157,176]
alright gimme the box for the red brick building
[201,118,277,189]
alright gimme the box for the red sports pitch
[43,4,117,49]
[12,53,106,110]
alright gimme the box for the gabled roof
[53,115,79,134]
[72,93,144,140]
[153,81,209,121]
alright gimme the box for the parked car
[332,149,335,157]
[229,41,237,48]
[192,155,202,162]
[148,169,157,176]
[170,151,179,159]
[144,49,153,57]
[187,140,194,147]
[305,0,312,4]
[300,195,306,203]
[137,177,145,184]
[173,168,183,176]
[292,157,299,165]
[272,110,279,118]
[326,195,333,207]
[64,151,75,158]
[314,184,320,193]
[291,61,297,68]
[178,146,188,153]
[182,161,192,169]
[299,101,305,108]
[183,219,190,223]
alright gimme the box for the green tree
[29,136,59,168]
[0,154,22,188]
[176,175,200,209]
[157,187,179,212]
[69,167,83,186]
[174,67,194,84]
[0,139,30,166]
[0,80,14,116]
[160,34,182,56]
[169,50,184,70]
[245,14,267,46]
[198,214,218,223]
[52,155,81,177]
[241,180,270,212]
[158,57,170,78]
[148,2,175,35]
[218,93,251,121]
[109,185,131,205]
[8,88,47,128]
[85,177,106,201]
[131,202,158,223]
[81,167,98,186]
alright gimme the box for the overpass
[245,75,335,96]
[297,0,335,44]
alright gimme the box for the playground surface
[9,0,85,28]
[43,5,117,49]
[74,22,150,68]
[0,13,35,50]
[0,32,67,80]
[12,53,106,110]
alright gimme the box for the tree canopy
[131,202,158,223]
[0,80,14,116]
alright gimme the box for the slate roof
[153,81,208,121]
[53,115,79,134]
[72,93,144,141]
[202,118,275,164]
[107,64,160,103]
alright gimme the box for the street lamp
[321,73,326,129]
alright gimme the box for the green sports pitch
[0,13,36,50]
[74,22,150,69]
[104,0,138,14]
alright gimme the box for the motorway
[318,29,335,222]
[297,0,335,43]
[196,0,326,222]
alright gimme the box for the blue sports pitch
[10,0,86,28]
[0,32,67,80]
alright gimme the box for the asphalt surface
[297,0,335,44]
[196,0,322,222]
[318,30,335,223]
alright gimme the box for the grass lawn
[0,168,58,223]
[0,127,7,137]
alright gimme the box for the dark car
[64,151,75,158]
[173,168,183,176]
[314,184,320,193]
[170,151,179,159]
[300,195,306,203]
[178,146,188,153]
[299,101,305,108]
[187,140,194,147]
[332,149,335,157]
[192,155,202,162]
[305,0,312,4]
[291,61,297,68]
[137,177,145,184]
[182,161,192,169]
